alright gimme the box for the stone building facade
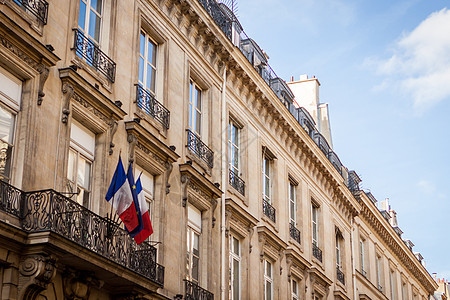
[0,0,437,299]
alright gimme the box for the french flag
[125,163,143,238]
[134,175,153,244]
[105,157,140,232]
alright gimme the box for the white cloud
[370,8,450,112]
[417,180,436,194]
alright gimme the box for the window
[229,120,240,175]
[262,155,271,203]
[188,81,202,136]
[187,206,201,283]
[78,0,103,44]
[291,279,299,300]
[311,205,318,246]
[138,31,157,94]
[289,181,296,226]
[402,281,408,300]
[0,67,21,183]
[359,238,366,276]
[229,236,241,300]
[390,269,396,300]
[67,121,95,207]
[376,254,382,290]
[135,166,154,222]
[336,235,341,269]
[264,260,273,300]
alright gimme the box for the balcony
[0,182,164,287]
[337,267,345,285]
[186,129,214,168]
[136,85,170,129]
[289,222,301,244]
[312,243,322,262]
[184,279,214,300]
[313,132,331,157]
[229,169,245,196]
[73,29,116,82]
[297,107,316,137]
[328,151,343,175]
[262,199,276,223]
[14,0,49,24]
[197,0,232,40]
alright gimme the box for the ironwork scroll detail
[135,85,170,130]
[228,169,245,196]
[184,279,214,300]
[289,222,301,245]
[15,0,49,24]
[186,129,214,168]
[312,243,322,262]
[262,199,276,223]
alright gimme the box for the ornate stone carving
[127,133,138,164]
[258,233,266,261]
[61,83,74,123]
[248,226,254,253]
[165,160,173,194]
[72,93,114,126]
[37,64,50,105]
[63,269,103,300]
[19,254,57,300]
[181,174,191,207]
[0,34,39,70]
[211,198,218,228]
[109,120,118,155]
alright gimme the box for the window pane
[139,33,145,56]
[192,256,199,281]
[266,281,272,300]
[78,0,87,29]
[195,110,201,134]
[139,57,144,84]
[67,150,76,182]
[88,11,101,42]
[91,0,102,14]
[193,233,200,254]
[148,39,157,65]
[233,237,239,255]
[195,87,201,108]
[0,107,14,144]
[233,147,239,169]
[233,259,239,299]
[266,261,271,276]
[290,201,295,221]
[146,64,153,92]
[189,103,193,128]
[150,67,156,92]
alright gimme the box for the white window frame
[291,278,299,300]
[187,206,201,284]
[188,80,202,136]
[376,254,382,289]
[390,269,396,300]
[336,234,341,269]
[229,235,241,300]
[311,205,319,246]
[360,238,365,273]
[78,0,103,44]
[264,260,273,300]
[67,121,95,208]
[138,30,157,95]
[289,181,296,226]
[262,155,271,204]
[228,119,240,175]
[402,281,408,300]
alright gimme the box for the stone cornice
[357,192,438,293]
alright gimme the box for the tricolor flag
[125,162,143,238]
[105,157,140,232]
[134,175,153,244]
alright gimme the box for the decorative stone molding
[61,83,74,123]
[18,254,57,300]
[37,64,50,105]
[127,132,138,164]
[181,173,191,208]
[164,160,174,194]
[0,33,39,70]
[63,268,103,300]
[109,120,118,155]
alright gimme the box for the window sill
[71,56,112,93]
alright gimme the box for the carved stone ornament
[181,174,191,207]
[164,160,173,194]
[63,268,103,300]
[19,254,57,300]
[37,64,50,105]
[211,198,218,228]
[248,226,254,253]
[109,120,118,155]
[61,83,74,123]
[127,133,138,164]
[258,233,266,261]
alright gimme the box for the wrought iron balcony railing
[328,151,343,175]
[197,0,232,40]
[14,0,49,24]
[0,183,164,286]
[73,29,116,82]
[312,243,322,262]
[337,267,345,285]
[186,129,214,168]
[289,222,301,244]
[136,85,170,129]
[184,279,214,300]
[262,199,276,223]
[314,132,331,157]
[229,168,245,196]
[0,180,22,218]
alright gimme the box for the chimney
[390,209,398,227]
[299,74,308,81]
[380,198,390,211]
[433,273,437,280]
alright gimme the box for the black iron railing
[136,85,170,129]
[73,29,116,82]
[229,169,245,196]
[262,199,276,223]
[197,0,232,40]
[0,185,163,286]
[186,129,214,168]
[314,132,331,157]
[337,267,345,285]
[0,180,23,218]
[289,222,301,244]
[328,151,343,175]
[184,279,214,300]
[312,243,322,262]
[14,0,48,24]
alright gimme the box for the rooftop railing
[0,182,164,286]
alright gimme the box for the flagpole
[107,150,121,238]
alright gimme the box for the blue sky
[235,0,450,279]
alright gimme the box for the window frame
[78,0,103,44]
[229,119,241,175]
[311,204,319,246]
[291,278,299,300]
[188,80,202,136]
[336,234,342,269]
[138,30,158,95]
[229,235,241,300]
[289,180,296,226]
[264,260,273,300]
[262,155,271,204]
